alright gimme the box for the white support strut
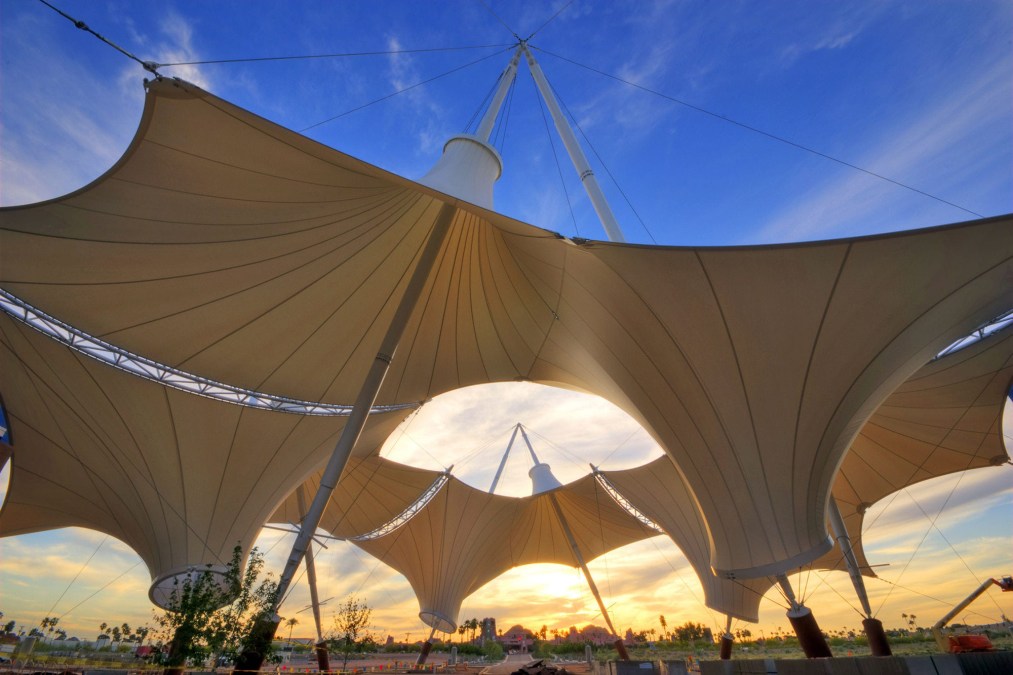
[296,486,325,644]
[523,44,627,243]
[270,203,458,613]
[489,424,522,494]
[828,496,873,617]
[476,47,523,142]
[548,492,622,639]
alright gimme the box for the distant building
[480,618,496,644]
[500,625,533,651]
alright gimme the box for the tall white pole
[236,205,459,675]
[548,494,621,639]
[271,204,456,609]
[517,424,541,465]
[523,45,627,243]
[489,424,522,494]
[476,47,523,142]
[296,487,325,644]
[827,497,873,617]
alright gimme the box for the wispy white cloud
[384,34,448,160]
[746,57,1013,242]
[778,5,884,66]
[381,383,661,497]
[146,12,213,91]
[0,10,211,207]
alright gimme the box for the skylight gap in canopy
[377,382,664,497]
[934,308,1013,360]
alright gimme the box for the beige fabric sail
[268,329,1011,626]
[0,311,408,605]
[600,459,773,622]
[2,76,1011,577]
[344,473,657,632]
[270,455,447,539]
[830,327,1013,558]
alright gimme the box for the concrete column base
[315,641,331,672]
[787,606,832,658]
[719,634,733,660]
[416,641,433,665]
[862,617,892,656]
[234,613,280,673]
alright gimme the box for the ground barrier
[693,651,1013,674]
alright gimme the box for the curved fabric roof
[273,465,658,633]
[830,327,1013,561]
[599,459,773,622]
[275,328,1011,625]
[270,455,447,539]
[2,76,1011,577]
[0,311,408,604]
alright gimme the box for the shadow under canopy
[1,76,1010,595]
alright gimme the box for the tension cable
[37,0,158,73]
[534,45,985,219]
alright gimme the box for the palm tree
[659,615,667,640]
[457,624,466,643]
[286,617,299,644]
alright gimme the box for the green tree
[328,596,373,670]
[483,640,503,661]
[674,622,707,642]
[40,616,59,638]
[151,545,277,674]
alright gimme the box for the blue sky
[1,0,1011,644]
[2,1,1010,241]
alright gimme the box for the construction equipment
[931,575,1013,653]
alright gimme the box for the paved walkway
[479,652,534,675]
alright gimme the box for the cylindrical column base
[234,613,280,673]
[862,618,891,657]
[416,641,433,665]
[315,641,330,672]
[613,638,630,661]
[787,607,832,658]
[719,634,733,660]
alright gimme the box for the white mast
[488,423,522,494]
[517,425,627,657]
[522,44,627,243]
[419,45,522,209]
[238,48,523,673]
